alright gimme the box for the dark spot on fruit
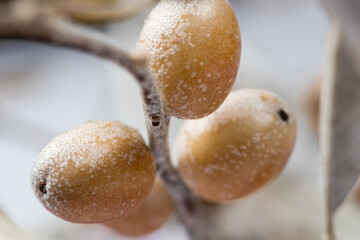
[38,181,47,195]
[278,109,289,122]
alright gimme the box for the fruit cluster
[31,0,297,237]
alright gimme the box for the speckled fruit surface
[138,0,241,119]
[31,121,156,223]
[177,89,297,202]
[106,178,173,236]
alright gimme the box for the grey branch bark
[0,4,208,240]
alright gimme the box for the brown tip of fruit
[278,109,289,122]
[38,181,47,195]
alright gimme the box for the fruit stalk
[0,3,208,240]
[146,115,207,240]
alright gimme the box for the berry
[177,89,297,202]
[31,121,156,223]
[106,178,173,236]
[138,0,241,119]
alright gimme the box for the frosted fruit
[106,178,173,236]
[31,121,156,223]
[138,0,241,119]
[177,89,297,202]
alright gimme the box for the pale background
[0,0,359,239]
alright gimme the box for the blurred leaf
[39,0,155,23]
[324,0,360,74]
[0,211,51,240]
[321,26,360,239]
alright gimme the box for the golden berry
[138,0,241,119]
[177,89,297,202]
[106,178,173,236]
[31,121,156,223]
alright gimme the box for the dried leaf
[321,25,360,240]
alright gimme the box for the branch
[0,4,208,240]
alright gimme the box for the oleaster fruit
[138,0,241,119]
[106,178,173,236]
[177,89,297,202]
[31,121,156,223]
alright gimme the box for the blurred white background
[0,0,359,239]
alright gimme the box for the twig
[0,4,207,240]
